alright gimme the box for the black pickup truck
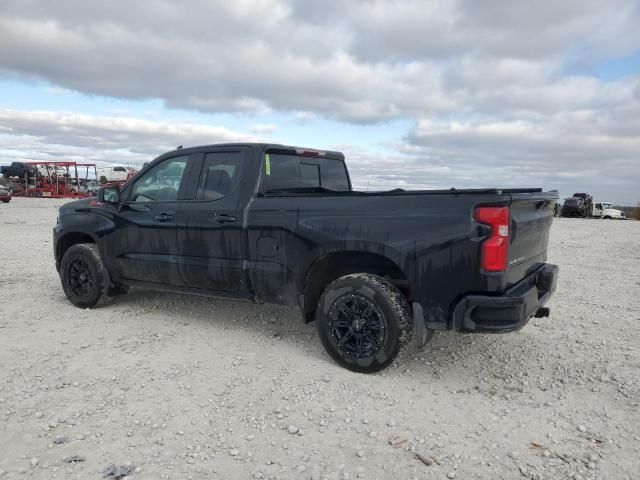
[1,161,37,178]
[54,143,559,372]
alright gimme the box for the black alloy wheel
[67,257,96,297]
[328,294,387,359]
[316,273,413,373]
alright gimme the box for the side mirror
[99,187,121,203]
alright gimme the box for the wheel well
[57,233,95,262]
[303,251,409,320]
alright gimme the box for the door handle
[214,213,237,224]
[154,213,174,222]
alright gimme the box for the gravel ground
[0,198,638,480]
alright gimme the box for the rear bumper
[451,263,558,333]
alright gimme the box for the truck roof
[163,143,345,160]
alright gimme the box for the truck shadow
[109,288,546,379]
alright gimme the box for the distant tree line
[612,205,639,220]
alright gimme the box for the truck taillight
[474,206,509,272]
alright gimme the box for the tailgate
[506,191,558,287]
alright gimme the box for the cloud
[399,105,640,203]
[251,123,276,135]
[0,1,639,203]
[292,0,640,61]
[0,106,637,203]
[0,109,253,166]
[1,0,638,122]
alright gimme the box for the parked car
[0,184,11,203]
[1,162,37,178]
[53,143,559,373]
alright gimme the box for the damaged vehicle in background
[0,184,11,203]
[561,196,588,217]
[53,143,559,373]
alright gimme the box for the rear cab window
[260,154,350,193]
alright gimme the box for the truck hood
[604,208,624,216]
[59,197,95,215]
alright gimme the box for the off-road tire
[60,243,111,308]
[316,273,412,373]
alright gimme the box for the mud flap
[411,302,431,350]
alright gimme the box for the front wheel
[315,273,412,373]
[60,243,111,308]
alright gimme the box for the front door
[593,203,603,217]
[177,149,248,294]
[108,154,190,285]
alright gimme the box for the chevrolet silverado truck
[1,161,37,178]
[53,143,559,373]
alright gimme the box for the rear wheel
[60,243,111,308]
[315,273,412,373]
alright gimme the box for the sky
[0,0,639,204]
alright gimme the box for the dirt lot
[0,198,638,480]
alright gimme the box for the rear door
[506,192,557,286]
[176,148,249,295]
[107,154,190,285]
[247,151,351,304]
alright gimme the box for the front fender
[54,209,116,270]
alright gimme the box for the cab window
[260,154,350,192]
[129,155,188,202]
[195,152,243,201]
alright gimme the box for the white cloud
[1,0,637,122]
[251,123,276,134]
[399,107,640,203]
[0,109,254,166]
[0,0,639,203]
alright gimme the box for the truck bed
[261,187,544,197]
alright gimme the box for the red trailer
[15,161,98,198]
